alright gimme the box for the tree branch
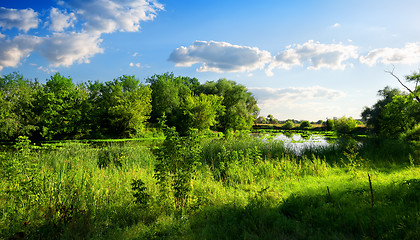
[385,67,420,103]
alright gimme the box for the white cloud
[360,42,420,66]
[266,40,358,75]
[0,7,39,32]
[250,86,345,102]
[61,0,164,34]
[129,62,144,68]
[168,40,272,73]
[37,66,58,74]
[0,1,163,72]
[332,23,340,28]
[48,8,76,32]
[0,35,42,71]
[250,86,346,120]
[39,32,104,67]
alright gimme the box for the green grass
[0,136,419,239]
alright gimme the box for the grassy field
[1,135,419,239]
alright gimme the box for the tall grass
[0,136,419,239]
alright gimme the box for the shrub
[333,117,358,134]
[299,120,312,129]
[282,120,294,130]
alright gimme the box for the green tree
[88,75,152,138]
[361,86,402,134]
[0,72,39,140]
[198,79,259,131]
[255,116,267,124]
[146,73,199,126]
[386,69,420,103]
[333,116,358,134]
[283,120,294,129]
[379,93,420,138]
[35,73,87,140]
[178,93,225,134]
[299,120,312,129]
[324,118,335,131]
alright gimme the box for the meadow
[1,133,419,240]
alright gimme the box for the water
[262,132,332,156]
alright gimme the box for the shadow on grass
[187,178,420,240]
[9,177,420,240]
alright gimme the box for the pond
[261,132,334,156]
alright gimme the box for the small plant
[97,147,124,168]
[131,179,150,206]
[14,135,32,156]
[341,144,364,174]
[154,118,202,213]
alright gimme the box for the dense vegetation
[1,133,419,239]
[0,71,419,239]
[0,72,259,141]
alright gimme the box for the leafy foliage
[282,120,294,129]
[333,116,358,134]
[362,83,420,138]
[35,73,88,140]
[299,120,312,129]
[198,78,259,132]
[0,72,39,141]
[154,119,202,212]
[88,75,152,138]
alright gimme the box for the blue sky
[1,0,420,121]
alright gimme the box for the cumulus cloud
[360,42,420,66]
[39,32,104,67]
[0,1,163,71]
[266,40,358,75]
[60,0,163,34]
[168,40,272,73]
[0,7,39,32]
[0,35,42,71]
[48,8,76,32]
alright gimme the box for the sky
[1,0,420,121]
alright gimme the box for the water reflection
[263,133,332,156]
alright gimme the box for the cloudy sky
[1,0,420,121]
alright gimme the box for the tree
[198,79,259,131]
[333,116,358,134]
[361,86,402,134]
[35,73,87,140]
[146,73,199,126]
[88,75,152,138]
[379,94,420,138]
[324,118,335,131]
[386,68,420,103]
[0,72,39,140]
[177,93,225,135]
[283,120,294,129]
[299,120,312,129]
[255,116,267,124]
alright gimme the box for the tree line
[0,72,259,141]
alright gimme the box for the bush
[282,120,294,130]
[334,117,358,134]
[299,120,312,129]
[402,124,420,141]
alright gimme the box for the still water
[262,132,332,156]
